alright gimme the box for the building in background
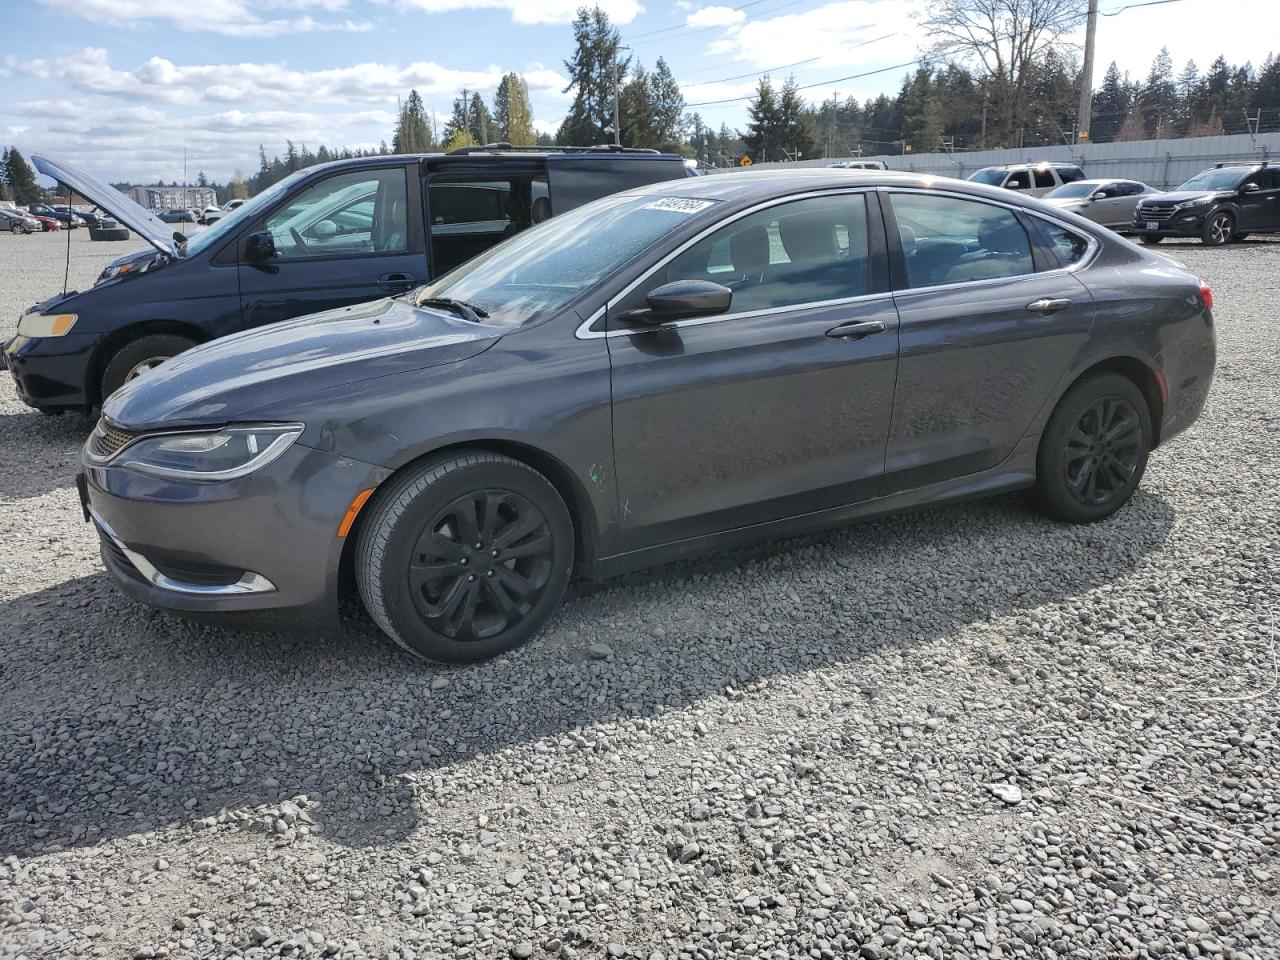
[126,185,217,211]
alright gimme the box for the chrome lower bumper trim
[89,506,276,596]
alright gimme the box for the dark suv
[1131,161,1280,245]
[4,146,694,413]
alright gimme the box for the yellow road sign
[739,155,752,167]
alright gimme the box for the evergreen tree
[4,148,41,204]
[393,89,434,153]
[619,65,655,147]
[900,68,943,152]
[0,148,10,201]
[744,77,785,161]
[1091,62,1132,142]
[1140,47,1177,137]
[505,75,536,145]
[649,58,686,150]
[778,77,818,160]
[559,6,628,145]
[468,91,493,144]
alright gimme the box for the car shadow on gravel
[0,489,1176,859]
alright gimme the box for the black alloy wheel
[409,489,554,642]
[1062,396,1143,508]
[356,451,574,663]
[1034,372,1151,523]
[1202,211,1234,246]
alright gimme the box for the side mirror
[626,280,733,325]
[1240,182,1260,194]
[1090,190,1109,200]
[1005,181,1024,190]
[245,230,277,262]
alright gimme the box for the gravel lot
[1,229,1278,960]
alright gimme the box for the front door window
[263,168,408,259]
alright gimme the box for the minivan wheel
[99,334,197,402]
[1034,372,1151,524]
[1202,212,1234,246]
[356,451,574,664]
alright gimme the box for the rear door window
[1034,168,1056,189]
[889,193,1035,288]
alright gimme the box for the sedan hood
[103,298,506,430]
[31,153,181,257]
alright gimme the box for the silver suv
[968,162,1087,198]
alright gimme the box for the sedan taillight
[1198,280,1213,312]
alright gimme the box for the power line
[678,56,822,87]
[623,0,778,41]
[686,55,938,107]
[627,0,819,46]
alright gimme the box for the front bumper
[1130,211,1209,238]
[81,441,391,625]
[3,332,97,409]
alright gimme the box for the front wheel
[1034,372,1152,524]
[1201,211,1234,246]
[10,223,23,235]
[99,333,197,402]
[356,451,574,663]
[1139,235,1163,245]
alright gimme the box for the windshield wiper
[417,296,490,323]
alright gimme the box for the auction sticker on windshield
[642,198,715,214]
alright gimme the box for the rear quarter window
[1058,167,1087,184]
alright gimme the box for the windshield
[1176,168,1248,192]
[183,172,306,257]
[415,193,721,327]
[969,168,1006,185]
[1045,182,1098,199]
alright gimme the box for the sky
[0,0,1270,185]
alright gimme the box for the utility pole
[182,146,187,212]
[462,88,469,142]
[612,55,622,146]
[1077,0,1099,144]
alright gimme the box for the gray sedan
[79,170,1216,663]
[1042,179,1155,229]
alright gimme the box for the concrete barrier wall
[712,132,1280,190]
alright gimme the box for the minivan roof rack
[445,143,664,156]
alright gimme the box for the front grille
[1137,202,1176,222]
[87,418,139,461]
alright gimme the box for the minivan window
[416,193,721,328]
[658,194,870,313]
[183,171,304,257]
[265,168,407,259]
[890,193,1034,288]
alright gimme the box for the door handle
[379,272,416,291]
[1026,298,1073,315]
[825,319,888,340]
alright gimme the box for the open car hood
[32,153,181,257]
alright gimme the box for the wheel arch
[335,438,601,612]
[1061,355,1165,447]
[88,319,209,406]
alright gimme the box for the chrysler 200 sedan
[78,170,1216,663]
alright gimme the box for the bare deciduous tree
[922,0,1085,147]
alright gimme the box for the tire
[10,223,22,235]
[1034,372,1152,524]
[356,451,574,664]
[1139,235,1163,245]
[99,333,197,402]
[1201,211,1234,246]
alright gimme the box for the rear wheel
[99,333,197,402]
[1034,372,1151,524]
[356,451,574,663]
[1201,211,1234,246]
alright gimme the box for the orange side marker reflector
[337,488,376,538]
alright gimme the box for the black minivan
[4,148,694,413]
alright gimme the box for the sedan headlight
[115,424,303,481]
[16,313,77,337]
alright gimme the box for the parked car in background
[828,160,887,171]
[30,213,62,232]
[158,209,200,225]
[0,208,41,234]
[1130,161,1280,246]
[968,162,1087,198]
[6,146,697,412]
[1041,179,1155,230]
[76,169,1216,663]
[27,203,85,227]
[74,206,105,228]
[200,198,246,225]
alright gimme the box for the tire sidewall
[362,456,574,663]
[1036,373,1152,523]
[1202,211,1234,246]
[100,334,196,402]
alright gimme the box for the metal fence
[714,131,1280,190]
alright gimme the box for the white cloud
[684,5,744,29]
[48,48,567,109]
[396,0,643,25]
[681,80,759,104]
[37,0,373,37]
